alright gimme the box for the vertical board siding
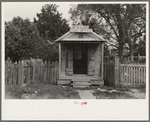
[120,64,146,85]
[5,60,59,92]
[104,57,146,87]
[103,57,117,87]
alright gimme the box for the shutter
[87,45,95,76]
[65,44,73,76]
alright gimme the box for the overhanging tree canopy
[69,4,146,60]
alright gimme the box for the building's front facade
[55,25,106,87]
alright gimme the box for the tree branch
[103,15,119,39]
[110,35,118,41]
[131,30,146,38]
[106,41,119,48]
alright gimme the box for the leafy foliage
[5,4,70,62]
[69,4,146,60]
[5,17,42,62]
[35,4,69,41]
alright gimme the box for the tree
[34,4,70,61]
[69,4,146,61]
[5,4,70,62]
[5,17,43,62]
[35,4,69,42]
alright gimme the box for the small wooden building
[55,25,106,87]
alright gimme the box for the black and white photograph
[2,1,149,120]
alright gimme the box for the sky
[2,2,72,22]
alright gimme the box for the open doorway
[73,44,87,74]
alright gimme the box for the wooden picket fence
[120,64,146,85]
[104,57,146,87]
[5,60,59,92]
[5,57,146,91]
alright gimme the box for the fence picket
[49,62,52,83]
[52,61,54,84]
[142,67,144,83]
[55,61,58,84]
[32,61,35,83]
[134,66,136,85]
[44,61,47,83]
[129,66,130,83]
[28,65,30,84]
[144,67,146,84]
[139,67,141,85]
[49,62,51,83]
[37,61,39,83]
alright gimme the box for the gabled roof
[55,25,106,42]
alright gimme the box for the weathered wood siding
[61,43,102,79]
[5,60,59,93]
[61,43,66,76]
[87,44,95,76]
[61,43,73,76]
[94,43,102,78]
[87,43,102,78]
[65,44,73,75]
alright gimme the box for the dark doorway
[73,44,87,74]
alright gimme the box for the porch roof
[55,25,106,42]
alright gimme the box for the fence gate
[103,57,120,87]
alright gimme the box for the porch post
[59,43,61,77]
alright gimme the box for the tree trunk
[118,48,123,63]
[129,43,134,62]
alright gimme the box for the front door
[73,44,87,74]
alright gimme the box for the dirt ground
[5,83,146,99]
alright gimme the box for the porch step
[72,79,91,82]
[73,85,89,88]
[57,79,71,85]
[90,80,104,85]
[71,80,91,87]
[71,82,91,86]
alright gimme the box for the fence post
[114,56,120,87]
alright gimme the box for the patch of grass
[72,85,100,90]
[93,90,136,99]
[5,83,80,99]
[138,85,146,93]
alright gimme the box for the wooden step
[72,79,91,82]
[90,80,104,85]
[73,85,89,88]
[71,83,91,86]
[72,82,91,85]
[71,80,91,88]
[57,79,71,85]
